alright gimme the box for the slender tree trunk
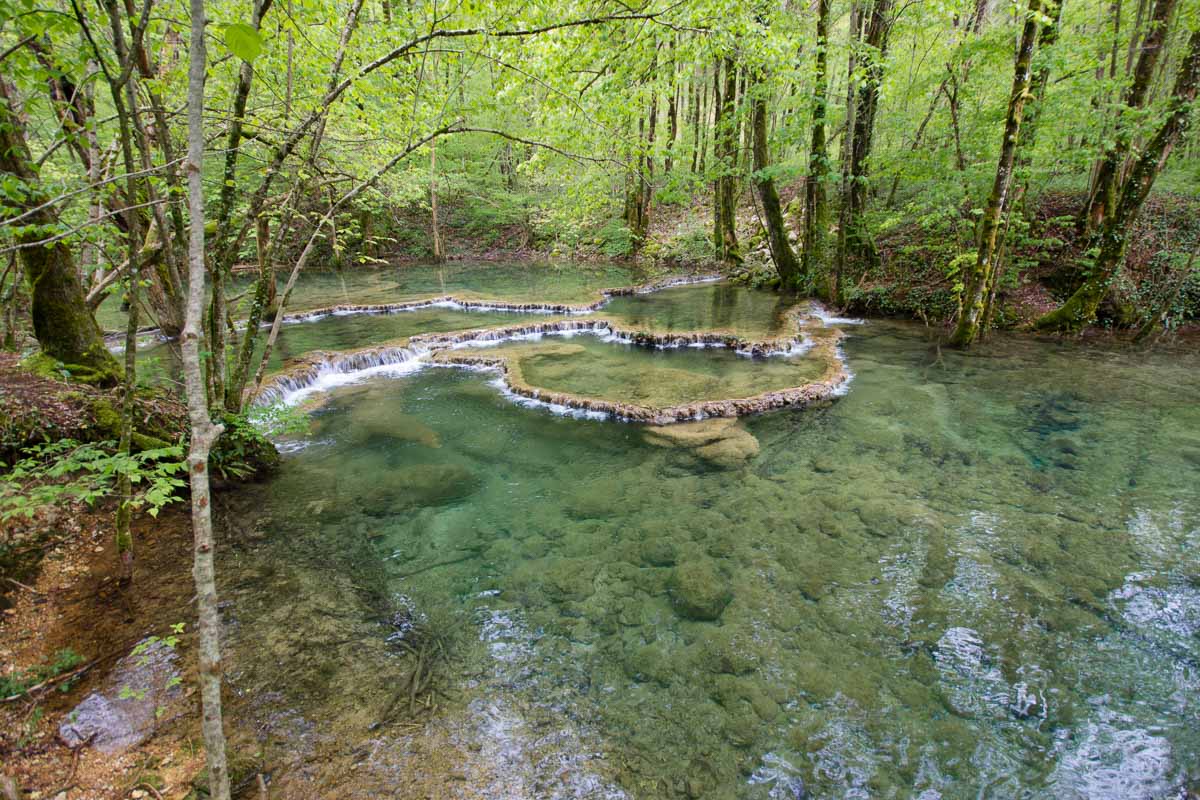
[839,0,893,274]
[0,81,119,384]
[950,0,1042,347]
[805,0,833,296]
[665,38,678,176]
[431,139,444,261]
[1014,0,1064,205]
[1078,0,1177,234]
[835,1,863,304]
[750,72,802,286]
[115,238,138,584]
[711,59,723,259]
[1036,29,1200,331]
[714,56,741,264]
[185,4,232,799]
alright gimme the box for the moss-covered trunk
[1035,29,1200,332]
[949,0,1041,348]
[749,73,802,287]
[0,83,120,385]
[1077,0,1176,236]
[804,0,833,298]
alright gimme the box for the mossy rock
[670,558,733,621]
[353,463,479,516]
[210,413,281,482]
[640,537,678,567]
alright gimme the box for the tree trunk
[185,4,233,800]
[714,56,741,265]
[1078,0,1177,235]
[1014,0,1065,205]
[950,0,1043,348]
[641,67,659,239]
[696,75,709,175]
[665,39,678,176]
[750,73,802,286]
[1036,29,1200,331]
[431,139,444,261]
[711,59,723,259]
[804,0,833,296]
[838,0,893,274]
[0,82,120,384]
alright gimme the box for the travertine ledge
[255,299,851,424]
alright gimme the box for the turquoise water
[212,280,1200,799]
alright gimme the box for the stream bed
[211,264,1198,799]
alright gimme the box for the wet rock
[346,404,441,448]
[645,418,760,469]
[695,433,760,468]
[512,557,597,602]
[670,558,732,620]
[693,626,759,675]
[640,537,678,567]
[356,464,479,515]
[59,638,183,753]
[625,643,675,686]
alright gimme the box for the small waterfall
[255,343,431,406]
[253,279,855,422]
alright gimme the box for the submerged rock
[344,401,441,448]
[59,638,183,753]
[356,463,479,515]
[670,558,733,620]
[644,418,761,469]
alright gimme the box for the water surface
[214,289,1200,799]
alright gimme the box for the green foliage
[210,413,281,481]
[0,647,86,698]
[223,23,263,63]
[0,440,185,521]
[246,401,310,438]
[596,219,634,258]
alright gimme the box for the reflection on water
[215,300,1200,798]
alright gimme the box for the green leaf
[224,23,263,63]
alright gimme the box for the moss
[85,396,174,451]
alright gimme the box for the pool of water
[600,282,797,338]
[133,278,785,391]
[98,260,644,332]
[212,286,1200,798]
[482,335,825,407]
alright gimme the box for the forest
[2,0,1199,798]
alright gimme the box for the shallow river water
[211,265,1199,799]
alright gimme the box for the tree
[713,56,741,265]
[1035,28,1200,332]
[749,67,802,286]
[184,2,232,797]
[837,0,894,283]
[950,0,1044,348]
[803,0,833,297]
[0,81,120,384]
[1077,0,1177,235]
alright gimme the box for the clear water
[481,335,825,407]
[98,260,642,332]
[132,278,780,391]
[212,277,1200,799]
[600,282,797,338]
